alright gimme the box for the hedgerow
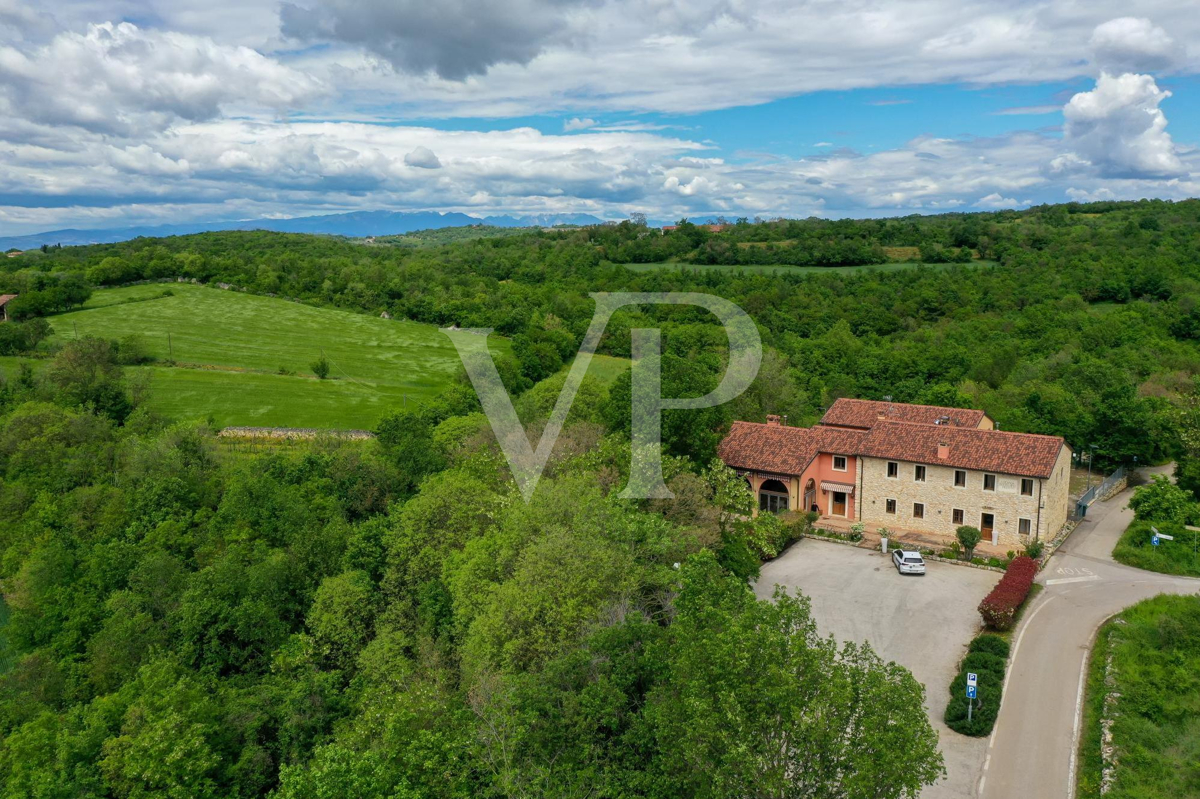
[978,556,1037,631]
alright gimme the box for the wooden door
[981,513,995,539]
[832,491,847,516]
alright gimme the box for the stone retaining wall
[219,426,375,440]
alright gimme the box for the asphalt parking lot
[755,540,998,799]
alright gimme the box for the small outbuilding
[0,294,16,322]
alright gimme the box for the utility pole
[1086,446,1095,488]
[168,332,173,360]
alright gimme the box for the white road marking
[1067,651,1087,799]
[978,593,1056,797]
[1045,575,1102,586]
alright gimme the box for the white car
[892,549,926,575]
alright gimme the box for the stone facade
[859,451,1068,550]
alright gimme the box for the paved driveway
[756,540,998,798]
[981,467,1200,799]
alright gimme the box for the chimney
[937,443,950,460]
[877,412,887,421]
[766,414,781,426]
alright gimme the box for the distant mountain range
[0,210,618,251]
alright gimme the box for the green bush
[968,635,1010,659]
[945,635,1010,736]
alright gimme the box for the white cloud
[1061,71,1184,177]
[279,2,1200,118]
[1089,17,1185,74]
[975,192,1018,208]
[0,22,323,136]
[992,105,1061,116]
[403,145,442,168]
[0,2,1198,235]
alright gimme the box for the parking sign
[967,672,977,687]
[966,685,977,699]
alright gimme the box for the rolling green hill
[23,283,515,429]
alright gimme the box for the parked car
[892,549,926,575]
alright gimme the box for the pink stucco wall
[798,452,858,519]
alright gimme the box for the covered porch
[742,471,857,519]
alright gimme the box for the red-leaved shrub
[978,556,1037,630]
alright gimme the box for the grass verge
[1113,520,1200,578]
[1076,594,1200,798]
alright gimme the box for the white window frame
[1020,478,1034,497]
[914,464,926,482]
[913,502,925,520]
[885,498,897,514]
[1018,517,1032,536]
[954,469,967,488]
[983,473,997,492]
[952,508,964,525]
[833,455,848,472]
[887,461,899,479]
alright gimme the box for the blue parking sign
[966,685,977,699]
[1152,535,1160,546]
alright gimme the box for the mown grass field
[2,283,521,429]
[618,260,996,276]
[1077,595,1200,799]
[2,283,629,430]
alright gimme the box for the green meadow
[3,283,627,430]
[10,283,515,430]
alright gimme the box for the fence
[1073,466,1127,519]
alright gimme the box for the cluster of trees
[0,331,944,796]
[9,198,1198,467]
[3,197,1200,795]
[0,270,90,319]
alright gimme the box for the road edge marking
[977,591,1056,797]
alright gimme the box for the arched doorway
[759,478,790,514]
[803,478,817,514]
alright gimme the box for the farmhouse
[0,294,16,322]
[719,398,1071,549]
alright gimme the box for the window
[887,461,899,478]
[914,465,926,482]
[1021,478,1034,496]
[952,508,964,525]
[1019,518,1032,536]
[913,502,925,520]
[833,455,847,471]
[886,498,897,514]
[983,473,997,491]
[954,470,967,487]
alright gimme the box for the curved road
[979,469,1200,799]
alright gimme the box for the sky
[0,0,1198,234]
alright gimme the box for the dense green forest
[2,198,1200,797]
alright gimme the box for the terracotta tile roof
[718,421,819,475]
[0,294,16,306]
[718,422,866,476]
[719,416,1066,479]
[857,420,1065,478]
[820,398,989,430]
